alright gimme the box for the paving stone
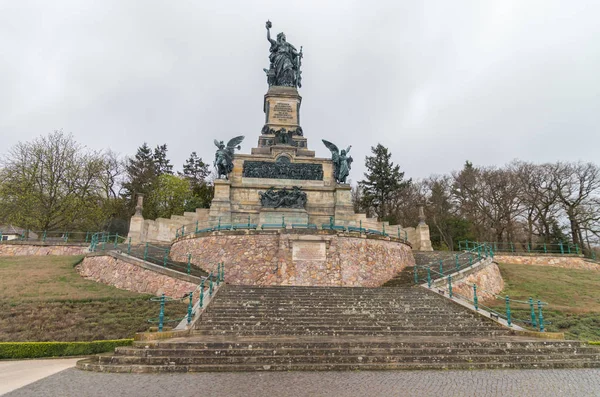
[6,368,600,397]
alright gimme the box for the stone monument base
[170,229,415,287]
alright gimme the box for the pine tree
[153,144,173,175]
[358,143,411,221]
[122,143,157,212]
[179,152,213,210]
[181,152,210,188]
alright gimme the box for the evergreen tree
[180,151,213,210]
[181,152,209,187]
[153,144,173,175]
[359,143,411,221]
[122,143,157,214]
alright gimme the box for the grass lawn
[0,256,186,342]
[489,263,600,340]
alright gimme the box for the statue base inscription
[292,240,326,261]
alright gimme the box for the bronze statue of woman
[264,20,302,87]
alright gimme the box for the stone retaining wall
[76,255,197,299]
[429,258,504,301]
[170,230,415,287]
[494,254,600,271]
[0,242,89,256]
[452,260,505,301]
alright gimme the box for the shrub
[0,339,133,359]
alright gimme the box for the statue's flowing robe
[269,43,297,86]
[338,155,350,183]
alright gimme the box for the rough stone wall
[170,231,415,287]
[76,255,197,298]
[0,243,89,256]
[452,261,505,301]
[494,254,600,271]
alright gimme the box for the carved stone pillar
[134,194,144,217]
[128,193,146,244]
[208,179,232,225]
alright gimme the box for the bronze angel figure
[322,140,353,184]
[214,136,244,179]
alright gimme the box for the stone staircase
[77,285,600,372]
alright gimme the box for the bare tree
[549,162,600,251]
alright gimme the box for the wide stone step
[77,359,600,373]
[98,352,600,366]
[196,323,503,330]
[211,294,451,300]
[215,290,427,295]
[198,315,497,327]
[197,329,510,337]
[209,299,442,305]
[116,345,600,358]
[198,316,496,327]
[204,307,462,312]
[200,314,481,321]
[214,294,433,299]
[147,339,589,350]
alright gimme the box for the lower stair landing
[78,335,600,372]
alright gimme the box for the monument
[128,21,433,252]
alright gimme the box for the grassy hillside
[0,256,186,342]
[490,263,600,340]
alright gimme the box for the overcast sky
[1,0,599,181]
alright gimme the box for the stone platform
[169,229,415,287]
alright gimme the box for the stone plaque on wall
[292,241,327,261]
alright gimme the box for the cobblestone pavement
[4,368,600,397]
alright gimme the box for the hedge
[590,341,600,346]
[0,339,133,359]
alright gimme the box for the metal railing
[89,232,208,278]
[458,240,582,256]
[416,242,549,332]
[433,278,548,332]
[413,242,494,285]
[0,230,96,243]
[149,265,225,332]
[175,217,410,243]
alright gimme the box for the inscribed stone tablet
[292,241,327,261]
[269,100,297,125]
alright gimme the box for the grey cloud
[1,0,598,180]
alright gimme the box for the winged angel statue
[322,140,353,184]
[214,136,245,179]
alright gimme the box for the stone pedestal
[416,223,433,251]
[209,179,232,224]
[128,214,145,244]
[128,194,146,244]
[257,86,307,150]
[259,208,309,226]
[333,184,356,224]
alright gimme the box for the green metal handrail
[458,240,582,256]
[414,242,492,284]
[150,265,225,331]
[174,217,410,244]
[0,230,97,244]
[428,268,549,332]
[89,233,207,277]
